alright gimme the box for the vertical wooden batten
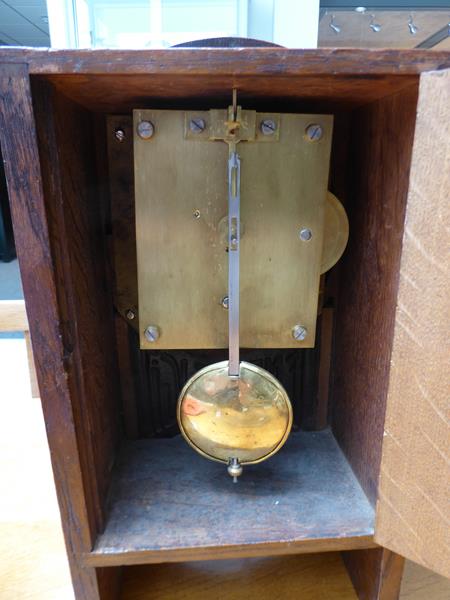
[343,548,405,600]
[375,68,450,579]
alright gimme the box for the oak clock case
[3,47,448,600]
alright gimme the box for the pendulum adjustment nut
[227,457,243,482]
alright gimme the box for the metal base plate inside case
[134,109,333,349]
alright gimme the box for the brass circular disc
[321,192,349,274]
[177,361,293,465]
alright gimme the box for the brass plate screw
[221,296,229,309]
[260,119,277,135]
[144,325,160,342]
[305,124,323,142]
[292,325,307,341]
[189,118,206,133]
[137,120,154,140]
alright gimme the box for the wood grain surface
[332,84,419,506]
[0,48,448,75]
[87,431,375,567]
[106,115,138,330]
[121,553,358,600]
[401,562,450,600]
[0,48,447,114]
[31,76,122,535]
[42,73,419,115]
[375,69,450,579]
[343,548,405,600]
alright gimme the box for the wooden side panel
[332,84,419,505]
[0,63,102,600]
[343,548,405,600]
[31,78,121,534]
[375,69,450,578]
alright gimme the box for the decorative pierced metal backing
[127,325,326,439]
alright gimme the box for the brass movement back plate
[134,109,333,349]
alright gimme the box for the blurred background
[0,1,449,51]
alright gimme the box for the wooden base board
[87,430,375,567]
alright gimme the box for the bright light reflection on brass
[177,361,293,468]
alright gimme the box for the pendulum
[177,95,293,481]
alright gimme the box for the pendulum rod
[228,146,241,378]
[227,87,241,378]
[227,89,242,481]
